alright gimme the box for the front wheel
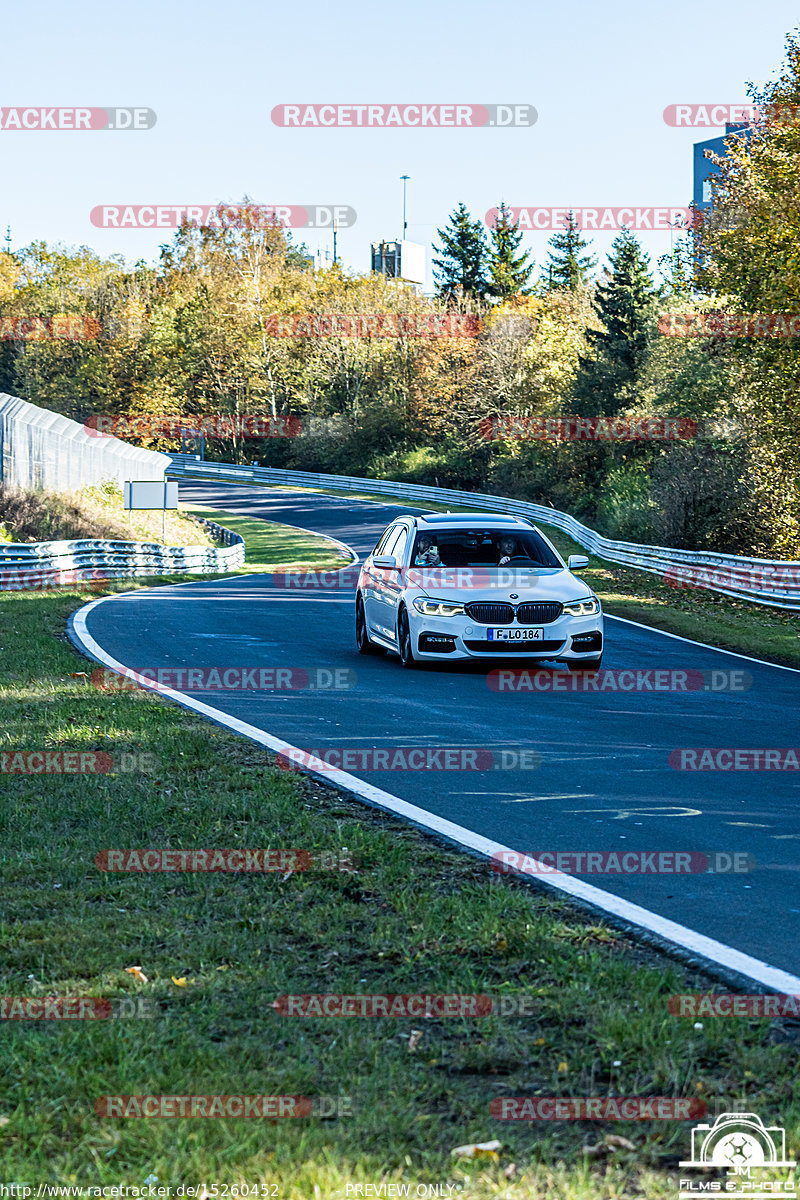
[568,656,602,671]
[397,607,417,669]
[356,597,385,656]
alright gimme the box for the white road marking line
[69,595,800,995]
[607,613,800,674]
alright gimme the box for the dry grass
[0,481,214,546]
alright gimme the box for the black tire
[397,607,417,669]
[568,656,602,671]
[355,596,385,656]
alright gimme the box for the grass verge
[0,481,214,547]
[0,541,798,1194]
[0,514,353,599]
[180,505,352,573]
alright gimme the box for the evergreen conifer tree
[542,212,596,290]
[573,229,660,413]
[433,203,489,300]
[487,202,534,300]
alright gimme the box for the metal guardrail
[0,518,244,590]
[166,455,800,610]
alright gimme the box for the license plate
[487,627,544,642]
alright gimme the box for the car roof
[407,512,534,529]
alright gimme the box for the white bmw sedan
[355,513,603,669]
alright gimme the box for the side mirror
[568,554,589,570]
[372,554,399,570]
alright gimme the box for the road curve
[69,481,800,985]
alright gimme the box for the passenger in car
[413,536,442,566]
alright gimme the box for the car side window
[381,526,405,561]
[391,527,409,565]
[374,526,398,555]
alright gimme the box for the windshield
[410,529,561,569]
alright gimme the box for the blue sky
[2,0,797,291]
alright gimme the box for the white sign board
[124,480,179,510]
[399,240,426,285]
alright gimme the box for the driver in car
[497,535,519,565]
[413,535,442,566]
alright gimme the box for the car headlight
[412,597,466,617]
[562,596,601,617]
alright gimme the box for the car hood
[411,567,591,604]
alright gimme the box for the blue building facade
[693,123,750,210]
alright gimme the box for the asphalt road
[73,481,800,979]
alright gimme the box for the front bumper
[410,611,603,661]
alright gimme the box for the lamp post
[400,175,409,240]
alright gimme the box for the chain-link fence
[0,393,171,491]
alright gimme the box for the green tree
[487,202,533,301]
[432,203,488,300]
[658,237,693,297]
[687,29,800,553]
[541,213,596,291]
[693,34,800,308]
[573,229,660,413]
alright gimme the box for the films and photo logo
[485,206,692,232]
[271,103,537,128]
[662,103,800,129]
[90,203,355,230]
[0,107,156,131]
[679,1111,796,1198]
